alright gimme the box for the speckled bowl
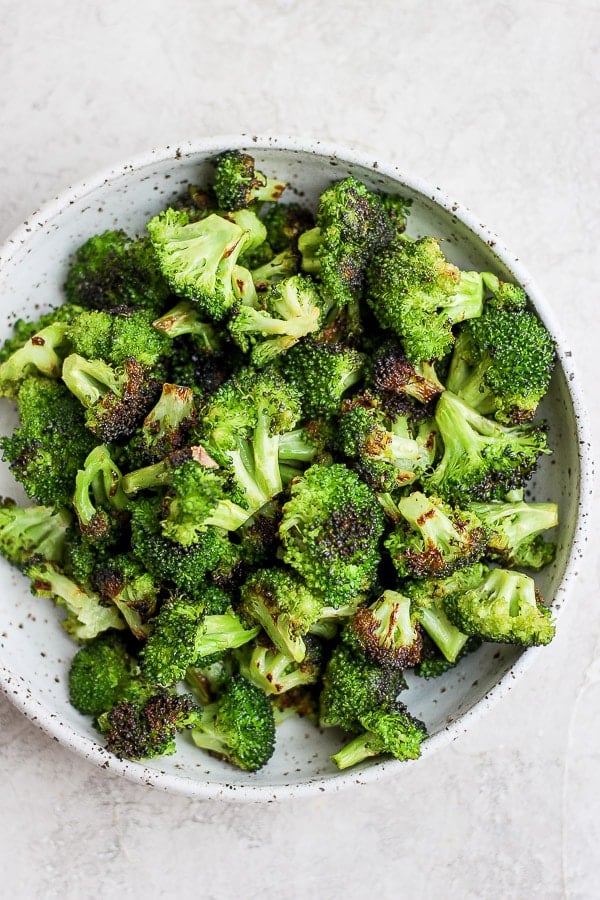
[0,136,591,800]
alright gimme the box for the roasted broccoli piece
[27,560,125,641]
[0,321,71,397]
[99,686,199,760]
[377,192,412,234]
[64,230,170,315]
[279,462,385,609]
[238,566,325,662]
[236,634,324,695]
[73,444,128,541]
[228,275,322,365]
[0,500,71,568]
[213,150,286,211]
[446,304,556,423]
[423,391,549,504]
[468,496,558,569]
[279,339,365,419]
[337,395,437,491]
[93,554,159,640]
[189,675,276,771]
[298,176,395,311]
[139,592,259,686]
[146,208,258,321]
[482,272,528,311]
[0,376,97,506]
[384,491,488,578]
[68,632,134,716]
[152,300,221,351]
[124,383,196,467]
[66,308,168,370]
[444,566,555,646]
[0,304,83,366]
[371,339,445,405]
[345,590,422,669]
[319,641,407,732]
[366,235,484,362]
[331,705,427,769]
[405,565,489,662]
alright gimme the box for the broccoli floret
[366,236,484,362]
[27,560,125,641]
[279,463,385,608]
[319,641,407,732]
[236,634,324,695]
[468,497,558,569]
[73,445,128,541]
[0,304,83,366]
[371,339,445,405]
[331,705,427,769]
[189,675,276,771]
[93,554,159,640]
[0,500,71,568]
[250,248,300,291]
[377,192,412,233]
[238,566,325,662]
[444,567,555,646]
[298,176,395,311]
[152,300,221,351]
[201,368,302,512]
[64,230,170,315]
[213,150,286,211]
[0,376,97,506]
[124,383,196,466]
[147,208,258,322]
[0,321,71,397]
[129,496,234,598]
[100,686,199,760]
[345,590,422,669]
[68,632,134,716]
[228,275,322,366]
[446,305,556,423]
[139,593,259,686]
[413,634,482,679]
[279,339,365,419]
[405,565,489,662]
[423,391,549,504]
[262,202,315,252]
[62,353,161,443]
[482,272,528,310]
[337,396,437,492]
[384,491,488,578]
[67,308,168,369]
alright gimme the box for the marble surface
[0,0,598,896]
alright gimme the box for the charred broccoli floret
[262,202,315,252]
[99,686,199,760]
[0,500,71,568]
[468,495,558,569]
[345,589,422,669]
[236,634,324,695]
[213,150,286,211]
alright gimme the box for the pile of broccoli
[0,149,559,774]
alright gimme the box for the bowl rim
[0,133,593,801]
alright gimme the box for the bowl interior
[0,140,583,798]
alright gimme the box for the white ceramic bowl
[0,136,591,800]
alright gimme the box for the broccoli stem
[62,354,121,407]
[331,731,382,769]
[416,604,468,662]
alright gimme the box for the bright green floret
[366,235,484,362]
[331,706,427,769]
[279,462,385,609]
[444,566,555,646]
[384,491,488,578]
[73,444,128,541]
[0,376,97,506]
[279,339,365,419]
[213,150,286,211]
[236,634,324,695]
[0,500,71,568]
[190,675,276,771]
[68,632,134,716]
[67,308,168,369]
[468,496,558,569]
[446,304,555,424]
[423,390,549,505]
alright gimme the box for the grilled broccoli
[0,500,71,568]
[370,339,445,405]
[68,632,134,716]
[279,462,385,609]
[99,686,199,760]
[345,589,422,669]
[64,230,170,315]
[366,235,484,362]
[213,150,286,210]
[444,566,555,646]
[189,675,276,771]
[124,383,196,466]
[468,495,558,569]
[262,202,314,252]
[0,321,71,397]
[236,634,324,695]
[331,705,427,769]
[73,444,128,541]
[279,339,365,419]
[423,390,549,504]
[93,554,158,640]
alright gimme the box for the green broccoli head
[0,500,71,568]
[64,230,170,316]
[468,497,558,569]
[331,705,427,769]
[67,308,168,369]
[443,567,555,646]
[68,632,134,716]
[366,236,483,362]
[190,675,276,772]
[279,339,365,419]
[236,634,325,695]
[213,150,286,211]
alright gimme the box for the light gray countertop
[1,1,598,896]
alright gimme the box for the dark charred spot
[31,335,45,346]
